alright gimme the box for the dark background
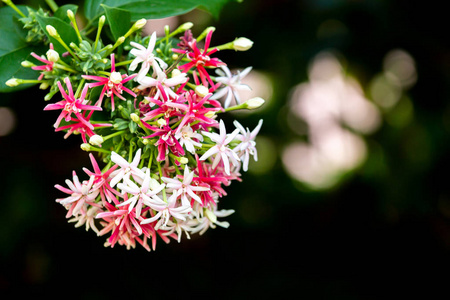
[1,0,450,298]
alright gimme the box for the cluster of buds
[6,9,264,251]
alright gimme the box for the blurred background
[1,0,450,298]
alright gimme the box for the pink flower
[165,90,218,134]
[141,124,185,162]
[96,198,151,249]
[54,110,111,143]
[173,30,225,87]
[54,171,100,218]
[82,54,137,111]
[83,153,120,204]
[193,155,230,206]
[30,43,55,80]
[140,83,185,122]
[44,77,102,130]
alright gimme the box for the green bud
[5,78,20,87]
[46,25,58,37]
[245,97,265,109]
[232,37,253,51]
[80,143,91,151]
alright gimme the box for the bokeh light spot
[0,107,16,136]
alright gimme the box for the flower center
[110,72,123,84]
[64,102,81,114]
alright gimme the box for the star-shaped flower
[129,31,168,80]
[200,119,241,175]
[210,66,252,108]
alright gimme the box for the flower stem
[87,145,111,154]
[45,0,59,13]
[54,63,77,73]
[74,78,85,98]
[115,59,133,67]
[2,0,26,18]
[103,130,125,141]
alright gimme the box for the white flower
[129,32,168,80]
[116,169,165,218]
[210,66,252,108]
[175,125,203,154]
[109,148,146,187]
[160,218,198,242]
[140,191,193,230]
[56,172,99,217]
[68,206,101,234]
[233,119,263,172]
[136,70,188,99]
[162,165,210,206]
[190,207,235,235]
[200,119,241,175]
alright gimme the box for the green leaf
[53,4,79,23]
[101,4,131,41]
[35,13,79,54]
[84,0,234,22]
[0,6,46,93]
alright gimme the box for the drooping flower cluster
[6,10,264,251]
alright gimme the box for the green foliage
[19,7,49,44]
[53,4,78,23]
[101,4,131,41]
[1,0,237,94]
[84,0,233,22]
[0,6,46,93]
[34,13,79,54]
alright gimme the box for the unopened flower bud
[142,138,149,145]
[44,93,54,101]
[89,135,104,146]
[157,118,166,127]
[171,69,181,77]
[204,111,215,119]
[67,9,74,19]
[172,54,179,60]
[179,22,193,31]
[46,25,58,37]
[110,72,122,84]
[245,97,265,109]
[99,15,106,27]
[46,49,59,62]
[80,143,91,151]
[21,60,34,68]
[116,36,125,45]
[233,37,253,51]
[197,26,215,41]
[179,157,189,164]
[205,209,217,224]
[134,18,147,29]
[195,85,209,97]
[130,113,140,123]
[5,78,20,87]
[39,82,49,90]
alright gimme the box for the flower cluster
[6,10,264,251]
